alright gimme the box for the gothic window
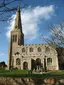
[16,58,20,65]
[12,35,17,42]
[29,47,33,52]
[47,58,52,65]
[22,48,25,52]
[38,47,41,52]
[45,47,50,52]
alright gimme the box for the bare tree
[41,23,64,47]
[41,23,64,69]
[0,0,27,21]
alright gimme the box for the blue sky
[0,0,64,63]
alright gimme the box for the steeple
[11,5,24,45]
[14,6,22,32]
[8,5,24,70]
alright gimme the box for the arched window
[47,58,52,65]
[12,35,17,42]
[29,47,33,52]
[15,35,17,42]
[38,47,41,52]
[22,48,25,52]
[16,58,20,65]
[45,47,50,52]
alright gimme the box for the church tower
[12,6,24,45]
[8,6,24,69]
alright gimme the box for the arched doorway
[36,58,41,65]
[31,59,36,70]
[23,62,28,70]
[36,58,41,71]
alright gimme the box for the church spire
[14,6,22,32]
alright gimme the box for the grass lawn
[0,69,64,79]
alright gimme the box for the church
[8,6,59,71]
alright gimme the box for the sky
[0,0,64,63]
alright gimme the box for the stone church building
[8,6,59,71]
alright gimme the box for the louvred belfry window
[12,35,17,42]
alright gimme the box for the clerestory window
[38,47,41,52]
[29,47,33,52]
[22,48,25,52]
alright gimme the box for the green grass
[0,69,64,79]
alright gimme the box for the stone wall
[0,77,64,85]
[11,44,59,70]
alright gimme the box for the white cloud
[0,52,4,56]
[6,5,55,41]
